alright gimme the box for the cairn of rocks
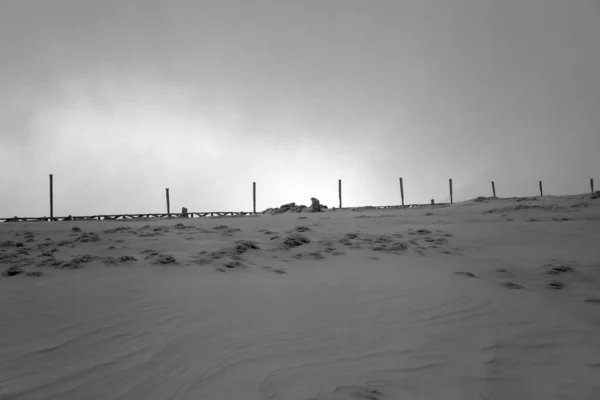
[309,197,328,212]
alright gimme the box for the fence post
[253,182,256,213]
[449,178,453,204]
[491,181,496,198]
[338,179,342,209]
[539,181,543,197]
[165,188,170,216]
[252,182,256,214]
[49,174,53,221]
[399,177,405,206]
[591,178,595,194]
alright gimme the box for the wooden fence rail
[0,212,257,223]
[0,203,452,223]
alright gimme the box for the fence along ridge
[3,176,596,223]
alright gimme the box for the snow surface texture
[1,194,600,400]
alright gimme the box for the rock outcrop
[262,198,328,215]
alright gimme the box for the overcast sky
[1,0,599,217]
